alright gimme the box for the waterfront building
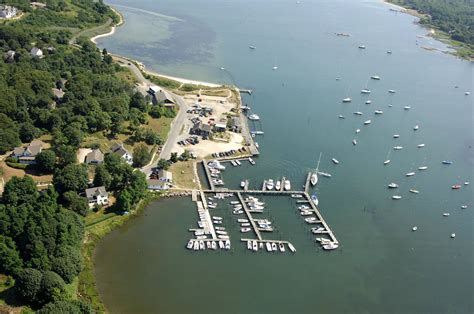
[85,186,109,208]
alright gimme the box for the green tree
[157,158,170,170]
[0,235,23,276]
[53,164,88,194]
[35,150,57,173]
[93,164,112,189]
[116,189,132,212]
[62,191,89,217]
[170,152,178,163]
[16,268,42,303]
[2,176,38,206]
[129,91,147,111]
[38,271,67,305]
[38,300,93,314]
[19,123,41,143]
[55,145,77,167]
[51,246,83,284]
[0,113,20,153]
[132,143,151,167]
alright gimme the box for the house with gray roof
[30,47,43,58]
[148,86,175,107]
[147,179,170,191]
[110,143,133,165]
[85,149,104,164]
[0,5,17,19]
[190,121,212,139]
[12,140,43,164]
[85,186,109,208]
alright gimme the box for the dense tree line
[389,0,474,49]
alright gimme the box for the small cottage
[30,47,43,58]
[85,149,104,164]
[110,143,133,165]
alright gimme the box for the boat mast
[315,152,322,173]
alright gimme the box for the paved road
[111,55,190,174]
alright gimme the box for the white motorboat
[388,183,399,189]
[271,243,278,251]
[356,129,361,133]
[358,45,366,49]
[310,172,318,186]
[418,166,428,170]
[225,240,231,250]
[230,201,240,205]
[413,125,419,131]
[298,205,309,210]
[371,75,380,80]
[339,115,345,119]
[272,66,278,70]
[393,146,403,150]
[384,159,391,165]
[288,243,296,253]
[406,172,415,177]
[291,194,303,198]
[332,158,339,164]
[464,181,469,185]
[301,211,313,216]
[216,230,227,235]
[253,241,258,251]
[275,180,281,190]
[241,227,252,233]
[249,45,256,49]
[364,119,372,125]
[319,172,332,178]
[266,179,274,190]
[342,97,352,103]
[389,89,396,93]
[352,139,357,145]
[442,213,450,217]
[451,233,456,238]
[284,180,291,191]
[361,89,371,94]
[266,242,272,252]
[412,226,418,231]
[404,106,411,110]
[392,195,402,200]
[220,67,225,70]
[461,205,468,209]
[365,100,372,104]
[208,160,226,170]
[208,204,217,209]
[215,226,225,231]
[218,240,224,249]
[211,241,217,250]
[187,240,193,249]
[193,241,199,250]
[248,114,260,121]
[305,217,318,223]
[312,227,326,234]
[393,134,400,138]
[354,111,363,115]
[248,157,256,165]
[322,242,339,250]
[212,216,222,220]
[417,144,425,148]
[279,243,285,252]
[199,240,205,250]
[409,189,419,194]
[238,218,249,223]
[374,110,383,115]
[241,223,251,227]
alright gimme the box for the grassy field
[115,67,139,85]
[169,161,199,190]
[147,116,174,140]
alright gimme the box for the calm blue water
[95,0,474,312]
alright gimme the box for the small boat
[211,241,217,250]
[291,194,303,198]
[319,172,332,178]
[358,45,366,49]
[393,146,403,150]
[279,243,285,252]
[266,179,274,190]
[442,213,450,217]
[208,204,217,209]
[388,90,396,94]
[365,100,372,104]
[215,226,225,231]
[364,120,371,125]
[271,243,278,251]
[404,106,411,110]
[393,134,400,138]
[241,227,252,233]
[336,77,341,81]
[464,182,469,185]
[272,66,278,70]
[371,75,380,80]
[305,217,318,223]
[406,172,415,177]
[187,240,193,249]
[388,104,393,107]
[199,240,205,250]
[193,241,199,250]
[461,205,468,209]
[374,110,383,115]
[322,242,339,250]
[441,161,453,165]
[230,201,240,205]
[235,160,241,166]
[220,67,225,70]
[451,233,456,238]
[388,183,399,189]
[361,89,371,94]
[412,226,418,231]
[284,180,291,191]
[248,114,260,121]
[392,195,402,200]
[465,91,470,95]
[238,219,249,223]
[418,166,428,170]
[332,158,339,164]
[354,111,363,115]
[249,45,256,49]
[451,185,461,189]
[219,240,224,249]
[212,216,222,220]
[384,159,391,165]
[417,144,425,148]
[266,242,272,252]
[216,230,227,235]
[225,240,231,250]
[213,220,222,224]
[301,211,313,216]
[409,189,419,194]
[413,125,419,131]
[387,50,392,54]
[342,97,352,103]
[311,193,319,206]
[356,129,361,133]
[312,227,326,234]
[241,223,250,227]
[275,180,281,190]
[247,241,252,250]
[338,115,346,119]
[288,243,296,253]
[248,157,256,165]
[352,139,357,145]
[253,241,258,251]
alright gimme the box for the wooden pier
[305,172,312,194]
[202,161,215,191]
[239,89,253,95]
[302,192,338,244]
[236,192,262,241]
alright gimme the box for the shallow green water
[94,0,473,312]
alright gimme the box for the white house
[110,143,133,165]
[30,47,43,58]
[157,169,173,183]
[147,179,169,191]
[0,5,18,19]
[85,186,109,208]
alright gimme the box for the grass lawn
[147,116,174,140]
[169,160,199,190]
[115,67,139,85]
